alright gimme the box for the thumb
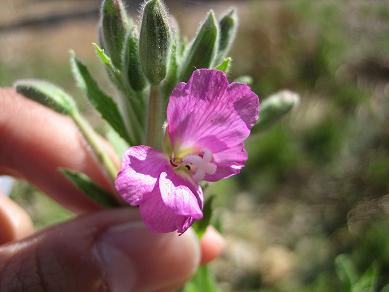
[0,209,200,292]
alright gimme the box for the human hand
[0,89,224,291]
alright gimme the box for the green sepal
[184,265,218,292]
[60,168,119,208]
[70,52,133,145]
[139,0,171,85]
[179,10,219,82]
[14,79,76,115]
[215,8,238,65]
[252,90,300,134]
[124,29,148,92]
[100,0,131,69]
[192,195,215,238]
[215,57,232,73]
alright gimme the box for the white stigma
[183,149,217,182]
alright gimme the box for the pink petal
[227,82,260,129]
[167,69,259,154]
[114,146,169,206]
[139,185,190,233]
[205,144,248,181]
[140,171,203,233]
[159,171,203,218]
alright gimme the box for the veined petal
[204,143,248,182]
[159,171,203,219]
[167,69,259,155]
[140,171,203,233]
[114,146,169,206]
[140,184,191,233]
[227,82,260,129]
[186,68,228,101]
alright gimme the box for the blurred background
[1,0,389,291]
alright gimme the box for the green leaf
[179,10,219,82]
[93,42,124,90]
[184,265,218,292]
[212,213,223,234]
[93,42,127,92]
[70,52,133,145]
[93,42,146,145]
[352,262,379,292]
[60,168,119,208]
[14,79,76,115]
[252,90,300,134]
[106,126,129,157]
[93,42,115,67]
[215,8,238,65]
[192,195,215,238]
[215,57,231,73]
[335,254,358,291]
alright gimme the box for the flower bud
[139,0,171,85]
[179,10,219,82]
[100,0,131,69]
[215,8,238,65]
[124,28,148,92]
[235,75,253,85]
[254,90,300,132]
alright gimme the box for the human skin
[0,89,224,292]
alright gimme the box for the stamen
[170,158,179,167]
[182,149,217,182]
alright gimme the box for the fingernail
[0,176,14,196]
[200,226,226,265]
[95,221,200,291]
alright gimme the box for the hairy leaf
[60,168,119,208]
[70,53,133,145]
[14,79,76,115]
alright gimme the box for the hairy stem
[71,110,118,182]
[146,85,162,149]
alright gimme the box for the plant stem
[146,85,162,149]
[121,92,144,144]
[71,110,118,182]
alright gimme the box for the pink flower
[115,69,259,233]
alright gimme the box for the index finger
[0,88,116,213]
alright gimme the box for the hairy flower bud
[254,90,300,132]
[139,0,171,85]
[216,8,238,65]
[124,29,148,92]
[100,0,131,69]
[179,10,219,82]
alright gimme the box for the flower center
[170,149,217,182]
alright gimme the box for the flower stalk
[146,85,163,149]
[71,110,118,182]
